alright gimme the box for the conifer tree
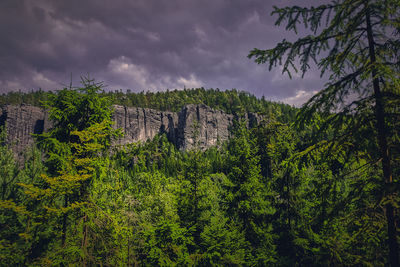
[249,0,399,265]
[13,78,121,264]
[225,122,276,264]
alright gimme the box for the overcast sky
[0,0,328,106]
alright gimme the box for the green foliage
[0,89,51,106]
[1,67,398,265]
[0,126,21,201]
[249,0,400,265]
[225,122,277,265]
[0,127,47,265]
[105,88,296,122]
[0,87,297,123]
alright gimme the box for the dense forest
[1,0,399,266]
[0,79,397,266]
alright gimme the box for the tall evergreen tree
[12,78,121,264]
[249,0,400,265]
[225,122,276,264]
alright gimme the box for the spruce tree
[13,78,121,264]
[249,0,399,265]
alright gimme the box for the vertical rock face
[176,104,233,150]
[112,104,234,150]
[0,103,259,157]
[112,105,178,146]
[0,105,51,156]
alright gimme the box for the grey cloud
[0,0,328,105]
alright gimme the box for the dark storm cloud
[0,0,328,106]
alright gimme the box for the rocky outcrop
[0,104,258,157]
[176,104,233,150]
[112,104,234,150]
[0,104,51,157]
[112,105,179,146]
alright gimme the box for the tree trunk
[365,6,399,266]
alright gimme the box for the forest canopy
[0,87,297,123]
[0,75,397,265]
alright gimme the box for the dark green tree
[225,122,276,265]
[249,0,400,265]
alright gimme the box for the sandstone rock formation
[0,104,51,157]
[112,105,179,147]
[1,104,246,157]
[176,104,233,150]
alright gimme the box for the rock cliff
[176,104,233,150]
[0,105,51,157]
[0,104,244,156]
[112,105,179,147]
